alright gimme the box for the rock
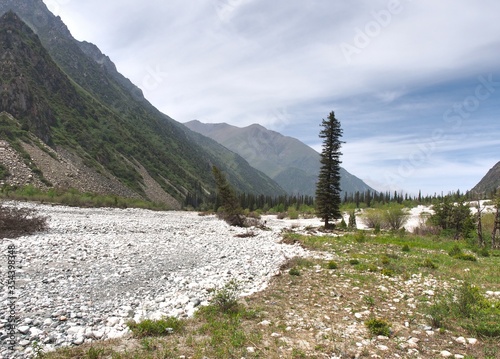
[455,336,466,344]
[0,203,309,351]
[29,327,44,338]
[467,338,477,345]
[19,339,31,347]
[92,330,105,340]
[407,337,420,348]
[18,326,30,335]
[246,347,255,353]
[73,336,85,345]
[441,351,453,357]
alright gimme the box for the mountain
[185,120,375,196]
[470,161,500,196]
[0,6,286,208]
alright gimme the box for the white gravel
[0,202,311,357]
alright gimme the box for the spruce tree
[315,111,343,228]
[212,166,244,226]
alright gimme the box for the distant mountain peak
[185,120,375,196]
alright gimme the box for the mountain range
[185,120,375,197]
[0,2,286,208]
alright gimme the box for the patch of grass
[455,253,478,262]
[289,267,301,276]
[349,258,360,265]
[402,244,411,252]
[380,255,391,266]
[363,295,375,307]
[127,316,184,338]
[355,231,367,243]
[365,317,391,337]
[420,258,438,269]
[195,303,259,358]
[380,268,395,277]
[86,347,105,359]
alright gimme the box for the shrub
[288,209,299,220]
[211,280,240,313]
[0,204,47,238]
[430,199,475,239]
[349,259,360,265]
[479,248,490,257]
[362,208,385,229]
[365,318,391,337]
[384,205,410,230]
[448,244,463,257]
[420,258,438,269]
[327,260,338,269]
[0,163,9,180]
[348,210,357,229]
[402,244,410,252]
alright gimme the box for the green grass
[127,317,184,338]
[426,281,500,338]
[0,185,170,210]
[291,230,500,339]
[195,304,259,357]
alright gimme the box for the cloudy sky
[45,0,500,196]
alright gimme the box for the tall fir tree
[315,111,344,228]
[212,166,244,226]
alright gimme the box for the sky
[44,0,500,196]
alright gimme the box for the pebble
[0,202,309,358]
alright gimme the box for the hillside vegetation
[0,8,285,208]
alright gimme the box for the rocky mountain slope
[185,120,375,196]
[0,5,285,207]
[471,161,500,196]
